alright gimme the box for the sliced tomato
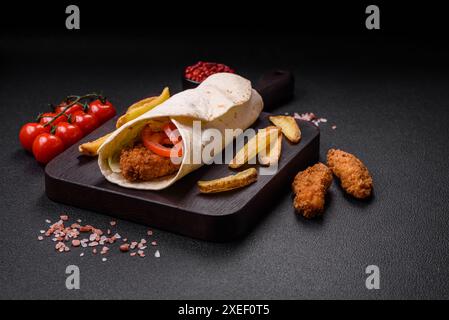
[163,122,181,144]
[141,125,183,158]
[161,137,173,145]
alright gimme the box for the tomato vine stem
[43,93,103,127]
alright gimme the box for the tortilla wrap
[98,73,263,190]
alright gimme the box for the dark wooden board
[45,112,319,241]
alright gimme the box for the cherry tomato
[55,102,84,115]
[87,99,116,124]
[54,122,83,148]
[19,123,51,152]
[72,111,99,134]
[141,125,183,158]
[39,112,68,125]
[32,133,65,164]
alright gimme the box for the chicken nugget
[327,149,373,199]
[292,163,333,218]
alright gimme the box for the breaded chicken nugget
[327,149,373,199]
[292,163,333,218]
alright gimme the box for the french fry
[78,87,170,156]
[116,87,170,128]
[78,133,112,156]
[269,115,301,143]
[125,96,156,112]
[198,168,258,193]
[229,126,277,169]
[258,127,282,166]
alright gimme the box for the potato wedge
[259,127,282,166]
[116,87,170,128]
[198,168,258,193]
[78,133,112,156]
[269,115,301,143]
[229,126,277,169]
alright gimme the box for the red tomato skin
[54,122,83,148]
[163,122,181,144]
[87,99,116,124]
[32,133,65,164]
[55,102,84,115]
[19,123,51,152]
[141,125,183,158]
[39,112,68,125]
[72,111,99,134]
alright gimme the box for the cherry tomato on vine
[72,111,99,134]
[55,102,84,115]
[39,112,68,126]
[54,122,83,148]
[19,123,51,152]
[32,133,65,164]
[87,99,116,124]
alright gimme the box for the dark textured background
[1,2,449,299]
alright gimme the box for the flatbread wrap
[98,73,263,190]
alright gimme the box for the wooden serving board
[45,113,319,241]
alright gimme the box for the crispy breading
[292,163,333,218]
[327,149,373,199]
[119,144,180,182]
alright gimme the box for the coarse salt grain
[39,215,164,262]
[120,244,130,252]
[294,112,328,127]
